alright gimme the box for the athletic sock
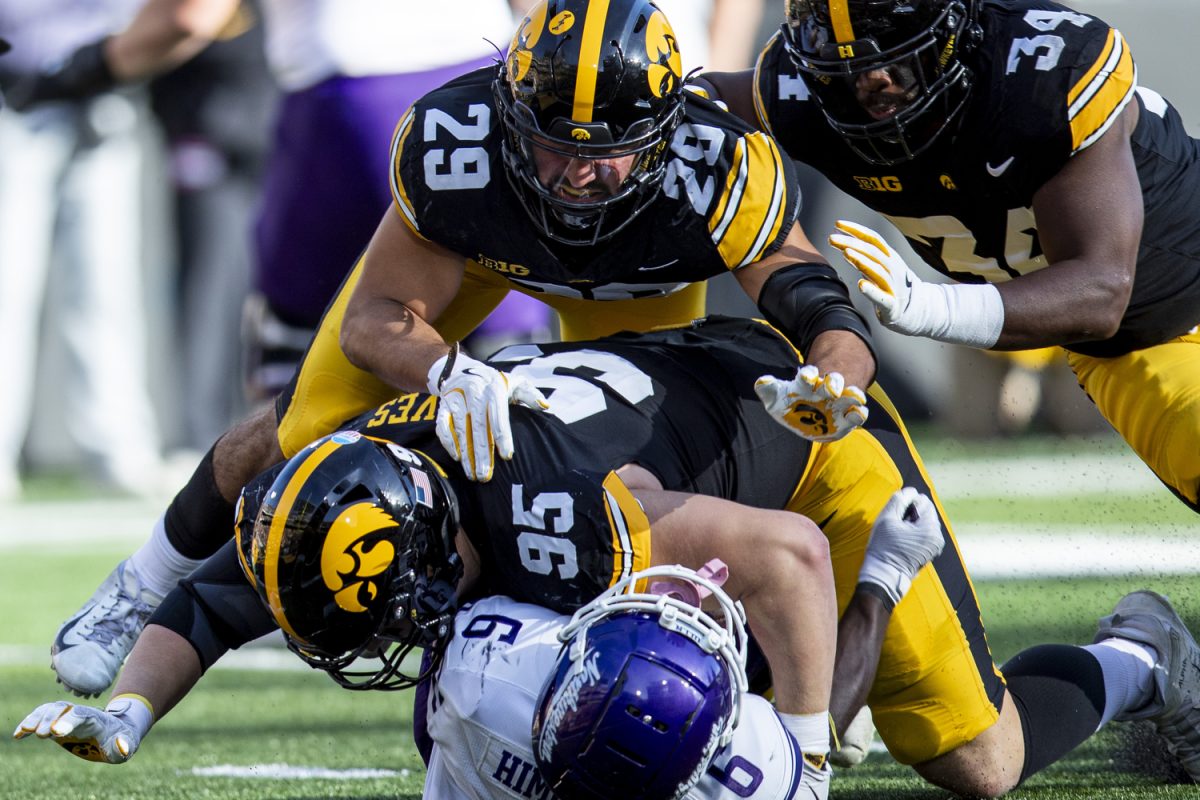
[127,514,205,599]
[1082,638,1157,725]
[1003,644,1107,783]
[778,710,832,756]
[162,443,237,560]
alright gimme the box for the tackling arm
[996,101,1141,349]
[830,489,944,743]
[738,223,878,443]
[339,210,467,391]
[13,541,274,763]
[341,210,548,482]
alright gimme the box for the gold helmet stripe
[573,0,612,123]
[264,437,346,641]
[828,0,856,44]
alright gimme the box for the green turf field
[3,436,1198,799]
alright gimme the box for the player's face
[531,141,637,204]
[853,64,921,120]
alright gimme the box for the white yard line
[187,764,408,780]
[925,452,1166,499]
[3,450,1195,577]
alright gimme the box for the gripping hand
[755,365,868,443]
[13,695,152,763]
[857,488,944,608]
[428,346,548,482]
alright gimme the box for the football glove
[857,488,944,608]
[13,694,153,764]
[428,345,548,482]
[3,39,116,112]
[754,365,868,443]
[829,220,1003,348]
[830,705,876,769]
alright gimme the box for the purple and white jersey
[423,596,829,800]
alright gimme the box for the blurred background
[1,0,1197,498]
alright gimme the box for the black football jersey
[389,67,800,303]
[755,0,1200,357]
[325,316,812,612]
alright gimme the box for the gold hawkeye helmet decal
[645,9,682,98]
[320,502,398,614]
[507,1,549,82]
[571,128,592,141]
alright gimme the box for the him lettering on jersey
[490,750,553,800]
[478,254,532,276]
[852,176,903,192]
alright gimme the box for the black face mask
[783,1,977,165]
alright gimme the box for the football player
[15,329,952,796]
[21,317,1200,796]
[696,0,1200,793]
[700,0,1200,517]
[48,0,881,701]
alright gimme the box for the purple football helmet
[532,565,749,800]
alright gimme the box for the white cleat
[1096,590,1200,782]
[51,560,163,698]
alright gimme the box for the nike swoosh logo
[638,259,679,272]
[986,156,1015,177]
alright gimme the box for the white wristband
[924,282,1005,348]
[856,554,911,608]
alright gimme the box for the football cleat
[1096,590,1200,782]
[51,560,163,698]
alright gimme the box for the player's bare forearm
[339,293,451,393]
[830,588,891,735]
[339,211,468,391]
[805,329,877,389]
[109,624,203,724]
[992,102,1141,350]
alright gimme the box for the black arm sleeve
[756,262,876,362]
[148,540,280,672]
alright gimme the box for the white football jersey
[422,596,829,800]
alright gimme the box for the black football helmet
[782,0,981,165]
[495,0,686,245]
[236,431,461,690]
